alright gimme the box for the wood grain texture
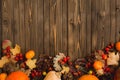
[1,0,120,59]
[2,0,14,42]
[43,0,50,54]
[0,0,2,57]
[37,0,44,56]
[116,0,120,41]
[49,0,56,56]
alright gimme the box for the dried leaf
[0,56,9,68]
[107,52,119,65]
[10,44,21,55]
[26,59,36,69]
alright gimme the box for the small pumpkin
[79,74,99,80]
[93,61,103,70]
[44,71,61,80]
[6,71,29,80]
[0,73,7,80]
[116,42,120,51]
[25,50,35,59]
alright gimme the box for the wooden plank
[73,0,80,58]
[24,0,31,51]
[56,0,62,53]
[0,0,2,56]
[116,0,120,41]
[97,0,105,49]
[104,0,110,46]
[37,0,44,55]
[68,0,81,60]
[68,0,75,60]
[91,0,98,51]
[29,0,38,57]
[43,0,50,54]
[79,0,87,57]
[62,0,68,55]
[19,0,25,52]
[86,0,92,53]
[13,0,20,45]
[110,0,116,43]
[50,0,56,56]
[2,0,14,42]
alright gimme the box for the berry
[15,57,19,61]
[66,56,70,60]
[42,72,47,76]
[105,48,110,51]
[102,54,107,60]
[63,58,67,62]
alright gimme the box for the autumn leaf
[26,59,37,69]
[10,44,21,55]
[0,56,9,68]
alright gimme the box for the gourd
[44,71,61,80]
[78,74,99,80]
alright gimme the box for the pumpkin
[116,42,120,51]
[79,74,99,80]
[6,71,29,80]
[93,61,103,70]
[0,73,7,80]
[44,71,61,80]
[25,50,35,59]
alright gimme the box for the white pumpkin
[44,71,61,80]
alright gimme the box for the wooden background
[1,0,120,60]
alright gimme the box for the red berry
[35,71,38,76]
[66,56,70,60]
[20,57,23,60]
[105,48,110,51]
[105,67,111,72]
[15,57,19,61]
[102,54,107,60]
[19,53,23,57]
[63,58,67,62]
[31,73,35,77]
[38,72,41,76]
[6,46,11,52]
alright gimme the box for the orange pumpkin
[79,74,99,80]
[6,71,29,80]
[116,42,120,51]
[0,73,7,80]
[93,61,103,70]
[25,50,35,59]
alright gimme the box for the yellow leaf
[26,59,36,69]
[0,56,9,68]
[10,44,21,55]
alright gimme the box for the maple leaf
[0,56,9,68]
[107,52,119,65]
[10,44,21,55]
[26,59,37,69]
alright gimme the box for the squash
[44,71,61,80]
[79,74,99,80]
